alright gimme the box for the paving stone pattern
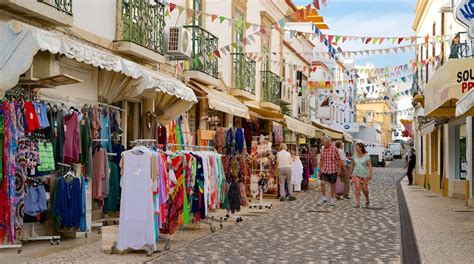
[29,164,404,264]
[151,165,403,263]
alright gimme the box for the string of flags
[166,1,455,47]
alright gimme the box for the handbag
[335,176,344,195]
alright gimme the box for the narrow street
[150,160,406,263]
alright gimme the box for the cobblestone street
[151,162,404,263]
[13,161,406,264]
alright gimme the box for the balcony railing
[449,33,474,59]
[184,25,219,79]
[38,0,73,15]
[261,70,282,104]
[232,53,256,95]
[120,0,165,54]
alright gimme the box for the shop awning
[400,119,414,137]
[343,133,354,143]
[284,115,317,138]
[424,58,474,117]
[456,89,474,117]
[313,122,344,140]
[0,19,197,103]
[189,81,249,119]
[420,121,435,136]
[244,101,284,120]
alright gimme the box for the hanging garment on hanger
[63,112,81,164]
[33,101,50,129]
[117,149,155,251]
[141,112,156,140]
[24,101,40,132]
[91,106,100,140]
[51,108,65,163]
[37,141,55,173]
[236,128,245,154]
[53,176,83,228]
[156,125,167,150]
[103,160,120,213]
[92,147,109,204]
[24,184,48,217]
[99,111,112,152]
[80,114,93,178]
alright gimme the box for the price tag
[29,113,33,120]
[64,125,67,132]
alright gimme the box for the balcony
[261,70,282,111]
[0,0,73,27]
[112,0,165,64]
[231,53,256,100]
[184,25,219,86]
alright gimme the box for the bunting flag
[169,3,176,13]
[313,0,320,10]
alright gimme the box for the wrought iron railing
[120,0,165,54]
[261,70,282,104]
[232,53,256,95]
[449,33,474,59]
[38,0,73,15]
[184,25,219,79]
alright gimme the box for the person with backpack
[349,142,373,208]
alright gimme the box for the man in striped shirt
[318,137,342,206]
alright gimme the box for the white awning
[420,121,435,136]
[0,19,197,103]
[456,89,474,117]
[284,116,316,138]
[190,81,249,119]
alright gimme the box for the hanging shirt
[63,112,81,164]
[53,177,83,228]
[80,114,93,178]
[99,112,112,153]
[92,148,109,202]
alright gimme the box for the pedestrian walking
[404,148,416,185]
[349,142,373,208]
[277,143,296,201]
[335,140,350,200]
[318,137,342,206]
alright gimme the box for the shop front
[456,89,474,204]
[422,57,474,201]
[0,19,199,247]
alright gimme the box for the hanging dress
[117,150,155,251]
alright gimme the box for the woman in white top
[276,143,296,202]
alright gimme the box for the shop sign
[455,0,474,39]
[337,123,359,133]
[457,69,474,93]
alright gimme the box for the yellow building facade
[356,101,393,147]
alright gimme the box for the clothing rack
[38,92,126,113]
[166,144,214,150]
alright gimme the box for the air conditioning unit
[20,51,82,87]
[164,27,192,60]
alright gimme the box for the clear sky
[291,0,417,68]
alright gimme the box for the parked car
[384,149,394,161]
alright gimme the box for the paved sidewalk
[402,181,474,264]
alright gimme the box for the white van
[363,143,386,167]
[388,143,403,159]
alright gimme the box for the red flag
[365,38,372,44]
[322,0,327,7]
[169,3,176,13]
[319,34,325,43]
[211,14,218,22]
[313,0,320,10]
[306,3,312,13]
[398,37,404,44]
[214,50,221,58]
[328,35,334,43]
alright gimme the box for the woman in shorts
[350,142,373,208]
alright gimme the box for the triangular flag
[278,19,286,28]
[214,50,221,59]
[245,22,252,30]
[219,16,226,23]
[328,35,334,43]
[211,14,218,22]
[365,38,372,44]
[373,38,378,44]
[342,36,348,43]
[178,6,184,15]
[164,9,170,17]
[411,36,416,43]
[320,34,325,42]
[392,37,397,44]
[379,38,384,44]
[313,0,320,10]
[169,3,176,13]
[236,20,243,29]
[322,0,327,7]
[306,3,312,13]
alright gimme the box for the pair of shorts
[320,173,337,184]
[351,176,369,184]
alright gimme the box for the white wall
[73,0,116,40]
